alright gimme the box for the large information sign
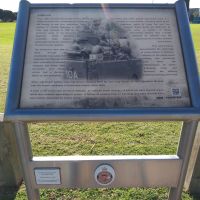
[21,7,190,108]
[5,0,200,121]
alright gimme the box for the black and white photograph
[65,19,143,80]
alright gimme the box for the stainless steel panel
[30,155,182,188]
[7,113,200,122]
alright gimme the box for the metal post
[14,122,40,200]
[168,120,198,200]
[184,121,200,193]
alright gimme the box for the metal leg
[14,122,40,200]
[168,120,198,200]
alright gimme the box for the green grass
[1,23,200,200]
[0,22,16,111]
[190,24,200,68]
[29,122,180,156]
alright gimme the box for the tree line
[189,8,200,22]
[0,9,17,22]
[0,0,190,23]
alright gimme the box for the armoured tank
[65,20,143,80]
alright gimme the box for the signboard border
[5,0,200,121]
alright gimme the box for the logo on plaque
[94,164,115,185]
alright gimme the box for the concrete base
[0,113,22,189]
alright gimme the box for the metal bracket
[14,121,198,200]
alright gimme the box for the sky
[0,0,199,12]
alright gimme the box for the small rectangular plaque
[34,168,61,185]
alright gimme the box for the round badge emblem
[94,164,115,186]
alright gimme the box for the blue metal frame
[5,0,200,121]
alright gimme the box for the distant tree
[0,9,17,22]
[3,10,12,21]
[189,8,200,22]
[14,12,17,20]
[0,9,3,20]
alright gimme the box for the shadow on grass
[191,194,200,200]
[0,186,21,200]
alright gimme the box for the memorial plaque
[20,7,190,109]
[5,1,200,121]
[34,168,61,185]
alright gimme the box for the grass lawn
[0,22,16,112]
[0,22,200,200]
[190,24,200,67]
